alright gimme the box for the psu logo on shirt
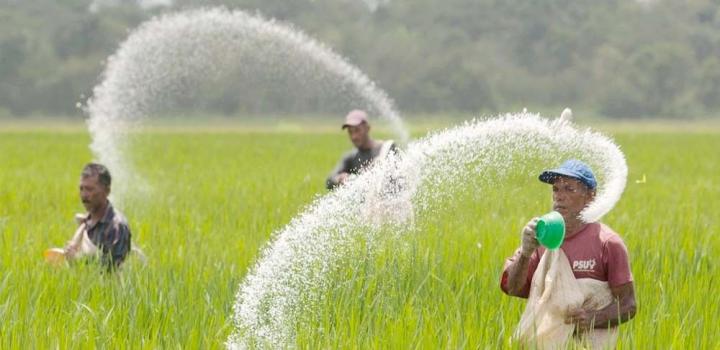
[572,259,597,272]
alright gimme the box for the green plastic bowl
[536,211,566,250]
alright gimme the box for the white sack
[514,249,618,349]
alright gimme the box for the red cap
[341,110,369,129]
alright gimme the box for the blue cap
[539,159,597,190]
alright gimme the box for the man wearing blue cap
[500,160,636,334]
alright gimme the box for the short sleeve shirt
[500,222,633,297]
[82,202,132,269]
[326,140,397,189]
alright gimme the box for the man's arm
[326,172,350,190]
[64,221,87,260]
[326,152,353,190]
[503,252,534,297]
[565,282,637,330]
[501,218,540,297]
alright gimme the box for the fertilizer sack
[514,249,618,349]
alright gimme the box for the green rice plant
[0,126,717,348]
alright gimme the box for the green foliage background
[2,0,720,118]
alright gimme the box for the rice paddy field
[0,119,718,348]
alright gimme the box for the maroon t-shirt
[500,222,633,298]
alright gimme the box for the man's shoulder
[342,148,359,159]
[596,222,627,247]
[108,204,131,228]
[341,148,358,162]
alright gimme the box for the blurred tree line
[1,0,720,118]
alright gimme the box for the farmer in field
[326,109,397,190]
[500,160,636,346]
[62,163,132,270]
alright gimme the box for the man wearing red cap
[326,110,396,190]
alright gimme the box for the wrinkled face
[346,123,370,148]
[552,176,595,222]
[79,174,109,213]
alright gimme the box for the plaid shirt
[82,202,132,269]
